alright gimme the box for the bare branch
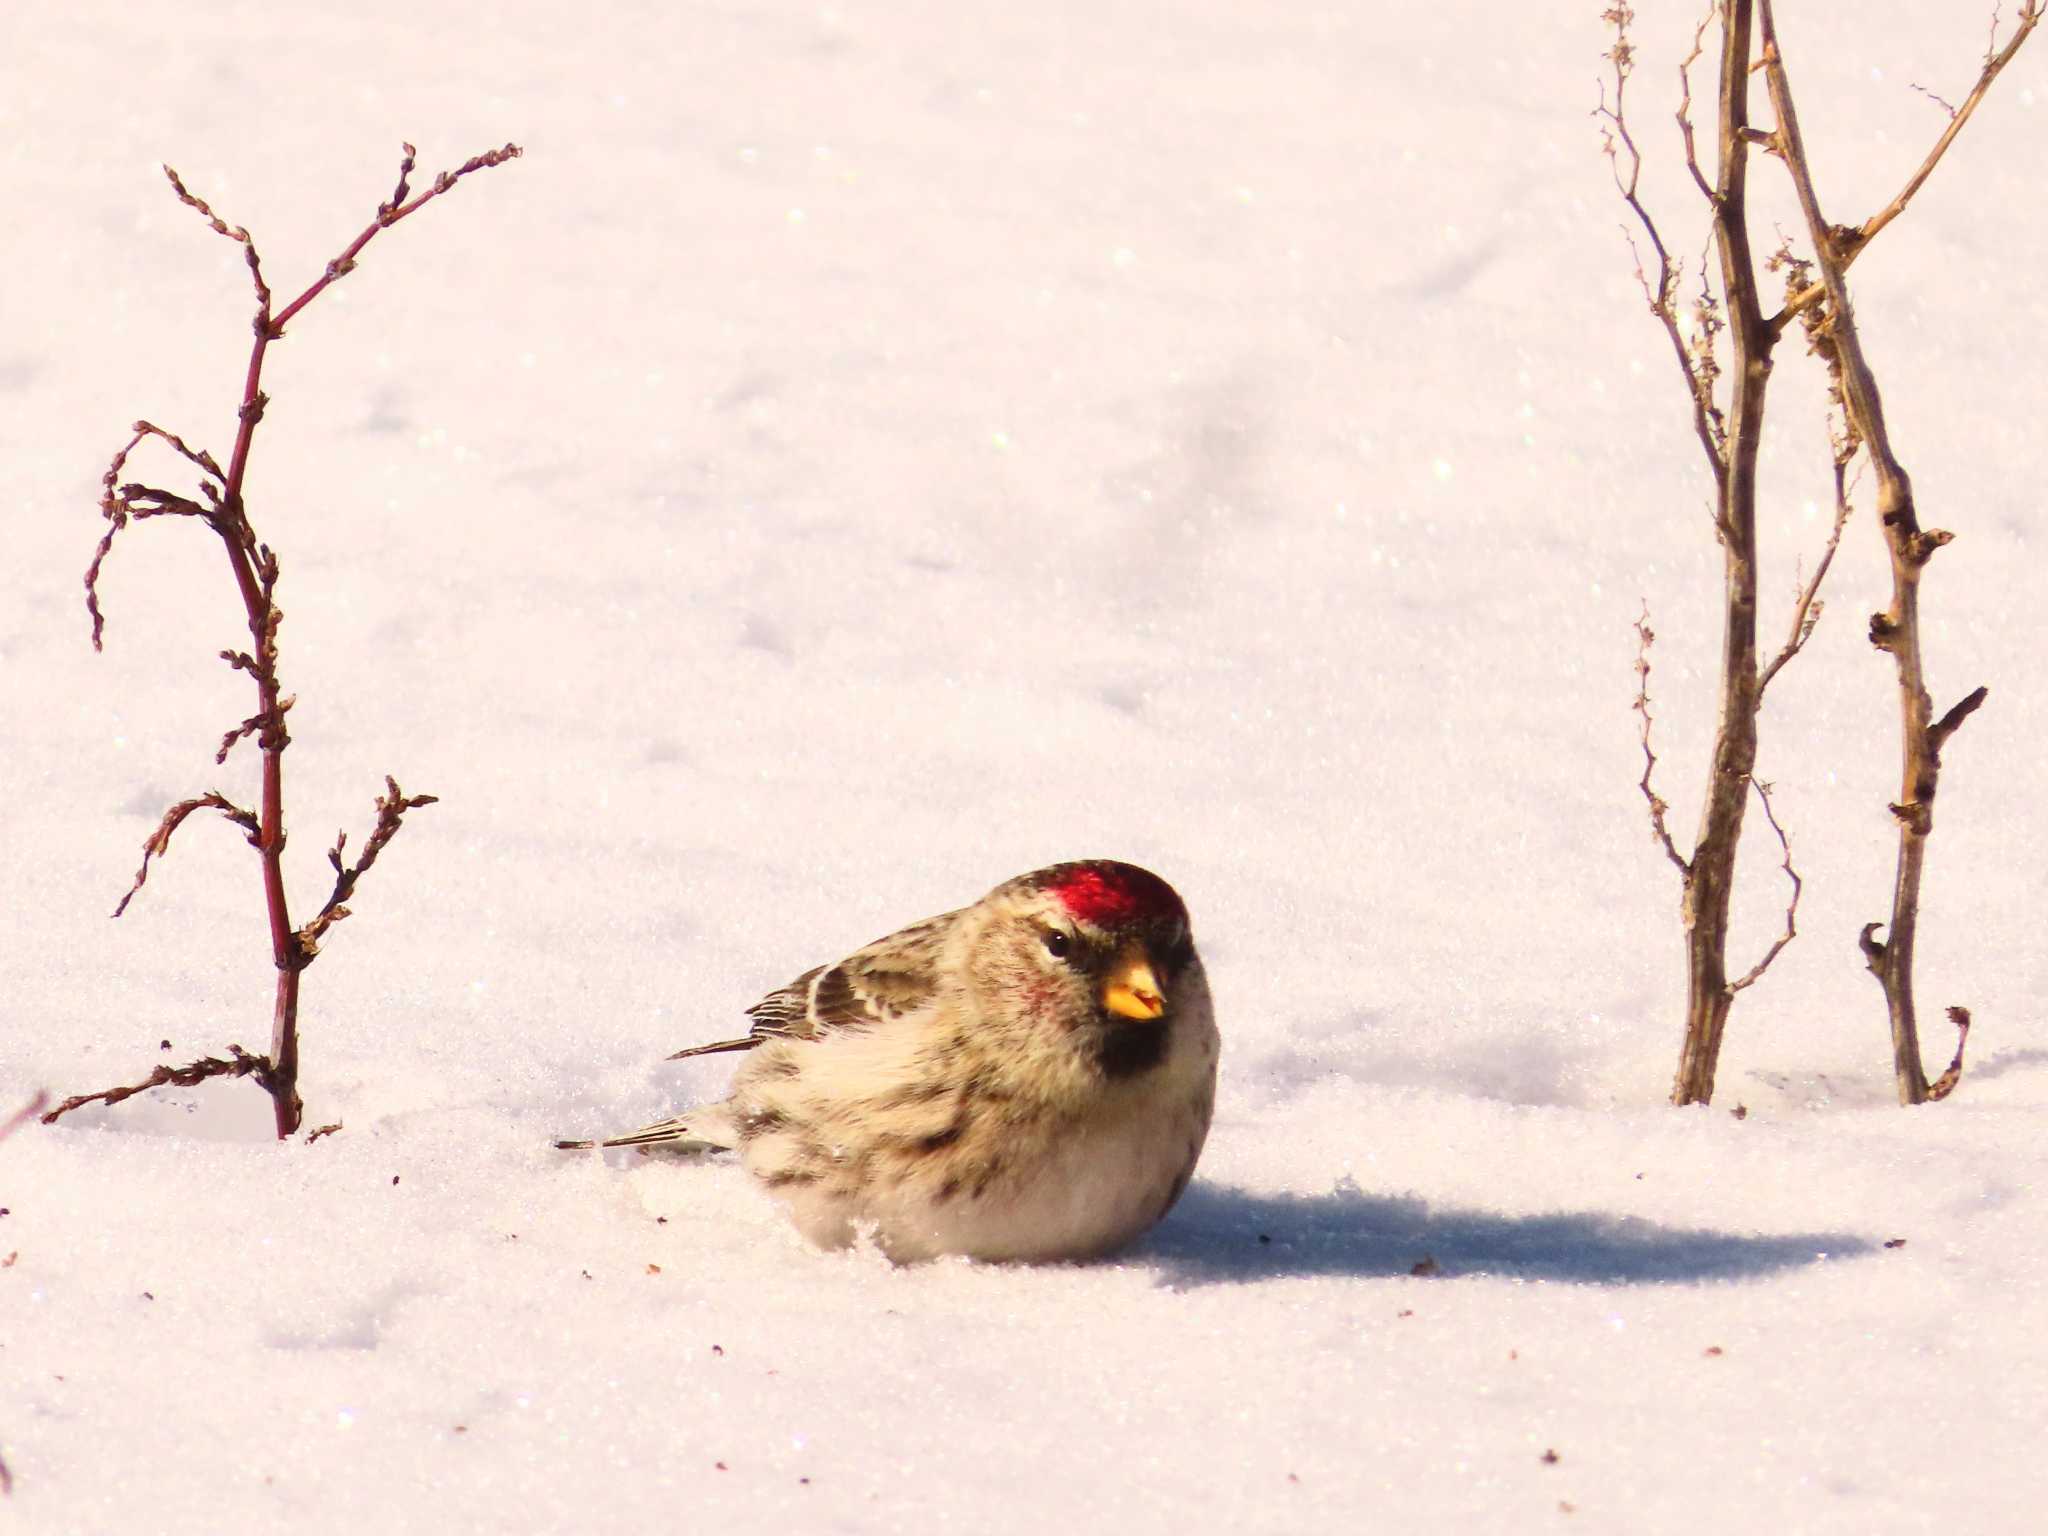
[1726,777,1801,993]
[1865,2,2041,248]
[1761,0,2010,1104]
[161,164,269,313]
[85,423,230,649]
[40,1046,272,1125]
[381,143,419,221]
[295,776,439,959]
[1925,1007,1972,1101]
[1907,82,1961,119]
[130,420,226,488]
[161,164,251,245]
[1597,5,1730,476]
[113,484,215,521]
[1677,2,1719,204]
[1769,0,2043,335]
[1758,455,1854,695]
[1928,684,1990,754]
[270,142,522,334]
[215,694,295,766]
[1633,603,1689,875]
[77,143,510,1140]
[113,792,262,918]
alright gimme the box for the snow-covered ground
[5,3,2046,1530]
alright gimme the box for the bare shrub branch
[1607,1,1794,1105]
[1759,456,1854,696]
[1929,685,1990,754]
[1758,0,2017,1103]
[1676,5,1718,204]
[1632,603,1689,875]
[270,142,522,334]
[40,1046,271,1126]
[1726,777,1801,993]
[85,423,230,649]
[1770,1,2044,335]
[1597,6,1730,477]
[113,792,262,918]
[296,777,439,959]
[70,141,517,1139]
[1925,1007,1972,1101]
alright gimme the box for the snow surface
[6,2,2048,1531]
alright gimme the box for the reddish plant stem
[206,278,302,1133]
[202,145,516,1137]
[69,145,519,1139]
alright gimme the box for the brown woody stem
[40,1047,272,1125]
[1759,2,2005,1105]
[74,144,514,1139]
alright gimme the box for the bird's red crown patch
[1045,862,1184,926]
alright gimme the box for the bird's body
[558,860,1218,1263]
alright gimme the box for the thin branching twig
[1926,1007,1972,1101]
[1769,1,2044,336]
[1605,1,1794,1105]
[1597,6,1731,478]
[1633,603,1689,875]
[41,1047,271,1125]
[1759,0,2016,1103]
[296,777,440,959]
[112,792,261,918]
[1726,777,1802,993]
[1759,456,1854,696]
[65,142,517,1138]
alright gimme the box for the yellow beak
[1102,952,1167,1021]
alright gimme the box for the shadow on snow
[1136,1178,1872,1287]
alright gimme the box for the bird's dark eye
[1042,929,1072,960]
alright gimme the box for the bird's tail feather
[553,1103,737,1154]
[665,1036,759,1062]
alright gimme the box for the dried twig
[113,792,261,918]
[1606,2,1793,1106]
[1907,82,1962,120]
[1632,603,1688,875]
[1726,778,1801,993]
[1925,1007,1972,1101]
[69,142,514,1138]
[1597,6,1730,476]
[1676,5,1718,204]
[296,778,440,959]
[1758,456,1854,696]
[41,1047,271,1125]
[1759,1,2009,1103]
[1769,1,2044,336]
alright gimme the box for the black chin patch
[1095,1018,1170,1080]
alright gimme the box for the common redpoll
[557,860,1218,1263]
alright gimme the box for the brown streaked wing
[671,910,954,1059]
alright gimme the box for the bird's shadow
[1136,1179,1873,1287]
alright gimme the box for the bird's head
[964,860,1206,1085]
